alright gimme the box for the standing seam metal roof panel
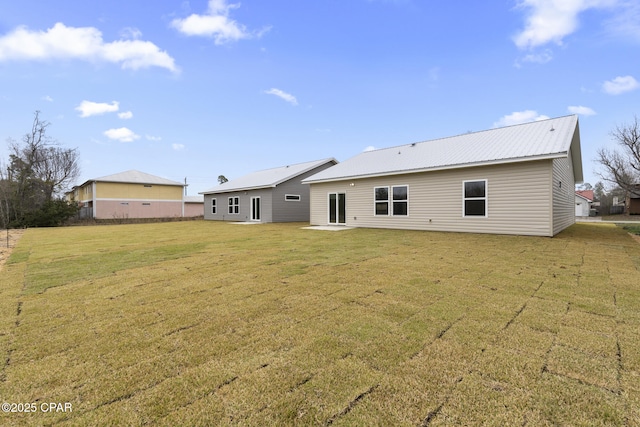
[200,158,337,194]
[303,115,579,183]
[89,170,184,186]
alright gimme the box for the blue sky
[1,0,639,195]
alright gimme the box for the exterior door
[251,197,261,221]
[328,193,346,225]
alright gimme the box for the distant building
[67,170,189,219]
[627,184,640,215]
[575,190,594,217]
[184,195,204,217]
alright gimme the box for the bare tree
[218,175,228,184]
[1,111,80,227]
[9,111,80,201]
[596,115,640,193]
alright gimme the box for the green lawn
[1,221,639,426]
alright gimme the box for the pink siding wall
[95,200,183,219]
[184,202,204,217]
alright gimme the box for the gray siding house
[200,158,337,223]
[302,115,583,237]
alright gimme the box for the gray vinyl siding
[204,161,335,223]
[310,160,555,236]
[203,190,272,222]
[271,163,334,223]
[552,152,576,235]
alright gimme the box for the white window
[228,197,239,214]
[375,185,408,216]
[211,198,217,214]
[392,186,408,216]
[285,194,301,201]
[463,180,487,217]
[374,187,389,215]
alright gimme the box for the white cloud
[104,127,140,142]
[568,105,597,115]
[172,143,185,151]
[602,75,639,95]
[0,22,178,73]
[118,111,133,119]
[146,135,162,141]
[119,27,142,40]
[171,0,262,45]
[493,110,550,128]
[42,95,53,102]
[76,100,119,117]
[264,88,298,105]
[515,49,553,67]
[513,0,615,49]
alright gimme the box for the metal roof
[303,115,582,184]
[184,195,204,203]
[91,170,184,186]
[200,158,338,194]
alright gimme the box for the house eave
[303,153,567,184]
[199,185,276,195]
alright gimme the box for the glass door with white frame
[328,193,346,225]
[251,197,261,221]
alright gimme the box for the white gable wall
[310,159,555,236]
[574,195,591,217]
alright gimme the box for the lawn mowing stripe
[325,384,379,425]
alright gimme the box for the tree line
[594,115,640,215]
[0,112,80,228]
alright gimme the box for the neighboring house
[627,184,640,215]
[67,170,186,219]
[200,158,337,223]
[575,190,593,217]
[303,115,583,237]
[184,195,205,217]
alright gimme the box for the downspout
[92,181,97,219]
[182,179,186,217]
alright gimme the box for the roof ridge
[249,157,336,173]
[364,114,578,153]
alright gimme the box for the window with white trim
[463,180,487,217]
[392,186,408,216]
[228,196,239,214]
[211,198,217,214]
[285,194,301,201]
[374,185,408,216]
[374,187,389,215]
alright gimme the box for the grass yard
[1,221,639,426]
